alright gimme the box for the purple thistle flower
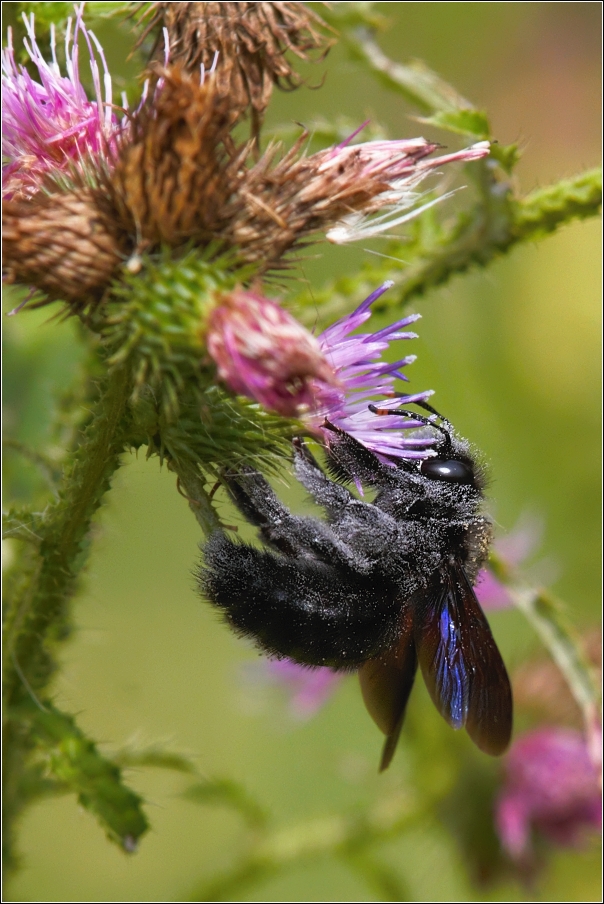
[206,288,339,418]
[310,281,437,463]
[2,3,121,198]
[495,727,602,865]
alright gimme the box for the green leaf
[487,142,521,173]
[418,109,491,140]
[20,703,148,851]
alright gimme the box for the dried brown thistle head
[137,2,334,138]
[2,189,126,312]
[109,66,244,251]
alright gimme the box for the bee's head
[367,402,487,493]
[419,431,486,493]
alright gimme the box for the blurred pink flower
[265,659,343,720]
[476,515,543,610]
[495,727,601,864]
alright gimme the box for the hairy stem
[3,364,131,866]
[169,457,222,536]
[297,168,602,325]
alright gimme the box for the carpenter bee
[199,407,512,769]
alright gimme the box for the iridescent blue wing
[358,607,417,771]
[413,562,512,755]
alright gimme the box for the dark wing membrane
[358,607,417,771]
[413,562,513,756]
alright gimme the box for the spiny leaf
[16,702,148,852]
[113,745,199,775]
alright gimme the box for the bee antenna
[413,399,452,429]
[368,404,453,456]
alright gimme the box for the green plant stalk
[188,800,423,901]
[340,29,474,114]
[390,168,603,304]
[512,586,601,766]
[488,551,601,768]
[3,364,132,865]
[168,456,223,537]
[296,168,602,326]
[342,850,412,902]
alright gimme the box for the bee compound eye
[420,458,474,484]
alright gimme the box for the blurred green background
[3,2,601,901]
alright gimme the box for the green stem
[341,30,472,114]
[513,169,602,240]
[489,552,601,766]
[343,850,413,902]
[169,457,222,537]
[3,364,131,867]
[188,803,422,901]
[510,585,601,765]
[297,168,602,325]
[4,365,130,699]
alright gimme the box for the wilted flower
[310,281,437,462]
[495,727,601,867]
[2,5,489,313]
[2,5,130,308]
[109,66,239,251]
[2,4,120,199]
[2,189,126,308]
[321,138,491,245]
[264,659,343,720]
[220,135,490,268]
[206,288,339,417]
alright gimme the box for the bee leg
[321,426,405,486]
[224,467,355,566]
[292,439,356,508]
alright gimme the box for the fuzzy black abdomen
[201,533,401,668]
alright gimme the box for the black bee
[199,407,512,769]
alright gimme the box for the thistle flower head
[310,282,437,462]
[206,288,339,418]
[2,3,120,199]
[2,189,125,307]
[109,65,239,251]
[495,727,601,866]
